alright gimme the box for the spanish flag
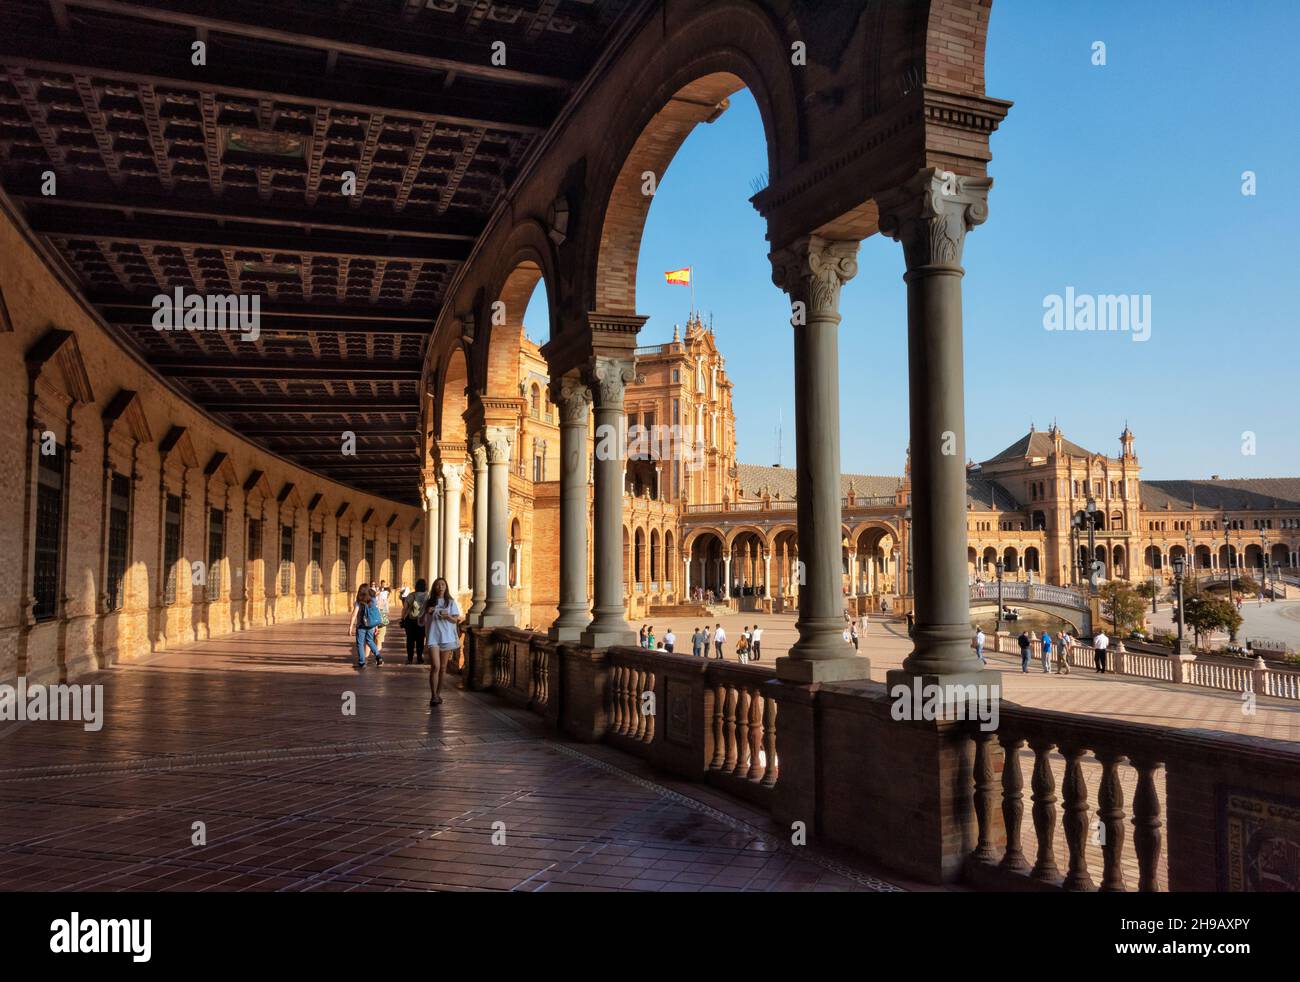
[664,267,692,286]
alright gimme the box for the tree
[1099,581,1145,635]
[1135,580,1158,602]
[1183,595,1243,647]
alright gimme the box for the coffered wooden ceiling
[0,0,632,505]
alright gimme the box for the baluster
[1060,744,1095,891]
[971,731,999,864]
[633,668,647,740]
[609,666,623,734]
[643,671,656,743]
[746,688,764,780]
[709,682,725,769]
[998,736,1030,873]
[761,696,779,787]
[722,686,738,771]
[1029,740,1060,882]
[1096,751,1127,892]
[1131,757,1164,892]
[733,687,751,777]
[624,666,636,736]
[618,666,631,735]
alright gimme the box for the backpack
[407,592,425,623]
[358,600,374,629]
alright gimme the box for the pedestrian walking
[692,626,704,657]
[400,578,428,664]
[638,625,647,648]
[713,623,726,659]
[1017,630,1031,674]
[373,580,391,654]
[906,611,915,637]
[973,626,985,665]
[750,625,762,661]
[736,631,751,663]
[1040,630,1052,673]
[1056,630,1071,675]
[1092,629,1110,673]
[347,585,383,669]
[646,626,656,649]
[850,622,859,652]
[419,576,461,706]
[664,628,675,653]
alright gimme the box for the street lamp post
[1172,555,1186,655]
[1149,533,1159,614]
[903,504,913,598]
[892,548,900,601]
[995,557,1005,635]
[1086,495,1098,592]
[1261,529,1270,599]
[1222,513,1234,604]
[1185,529,1196,591]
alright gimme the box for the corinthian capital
[769,236,859,322]
[585,356,635,412]
[440,462,464,491]
[470,438,487,470]
[876,168,991,271]
[552,375,592,425]
[485,427,513,464]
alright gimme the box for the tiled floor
[0,617,903,892]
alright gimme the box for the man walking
[973,626,985,666]
[663,628,675,654]
[1092,629,1109,673]
[750,625,762,661]
[713,623,726,659]
[1040,630,1052,673]
[691,626,704,658]
[1056,630,1072,675]
[1017,630,1032,674]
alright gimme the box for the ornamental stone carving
[769,236,860,321]
[554,376,592,424]
[485,428,513,464]
[440,462,464,491]
[876,168,991,271]
[585,356,636,411]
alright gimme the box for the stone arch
[724,524,770,552]
[431,342,470,444]
[581,4,802,315]
[682,526,727,554]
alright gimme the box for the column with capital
[878,167,995,687]
[468,440,488,622]
[423,480,439,588]
[550,376,592,641]
[723,553,732,600]
[763,550,772,600]
[441,462,463,597]
[480,429,515,626]
[580,356,637,647]
[769,236,868,682]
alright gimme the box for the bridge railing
[970,580,1089,611]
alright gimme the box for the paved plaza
[0,618,910,893]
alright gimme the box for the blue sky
[524,0,1299,480]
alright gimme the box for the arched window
[530,384,540,418]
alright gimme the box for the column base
[549,622,585,642]
[479,603,516,628]
[580,627,637,649]
[774,654,871,684]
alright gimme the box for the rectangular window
[672,368,680,383]
[311,530,322,593]
[206,506,224,601]
[338,534,350,592]
[389,541,400,584]
[279,524,293,594]
[248,518,262,568]
[34,447,66,621]
[106,472,130,612]
[364,537,376,584]
[412,542,421,585]
[163,493,182,605]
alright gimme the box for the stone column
[436,474,447,577]
[549,378,592,641]
[440,462,463,597]
[423,481,439,587]
[879,168,993,687]
[683,553,692,599]
[770,236,868,682]
[459,535,470,594]
[764,551,772,599]
[468,441,489,622]
[480,428,514,626]
[723,553,732,599]
[580,356,637,647]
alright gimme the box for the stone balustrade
[992,634,1298,699]
[463,625,1300,889]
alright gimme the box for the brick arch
[581,3,803,315]
[849,520,901,548]
[682,526,726,554]
[430,343,470,444]
[724,525,770,552]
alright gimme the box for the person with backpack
[347,585,383,669]
[419,576,461,706]
[1017,630,1032,674]
[401,578,428,664]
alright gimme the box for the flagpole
[691,266,696,320]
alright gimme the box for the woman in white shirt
[419,577,461,706]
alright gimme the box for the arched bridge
[969,581,1092,634]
